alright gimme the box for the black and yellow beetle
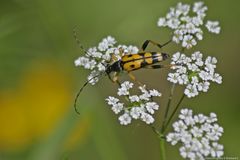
[104,39,171,83]
[106,51,169,74]
[73,35,172,114]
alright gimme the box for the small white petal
[119,113,132,125]
[106,96,119,106]
[141,113,154,124]
[149,89,162,97]
[129,95,140,102]
[111,103,124,114]
[206,21,221,34]
[130,107,142,119]
[145,102,159,114]
[166,133,180,145]
[184,84,199,98]
[87,70,100,85]
[173,120,187,132]
[157,17,167,27]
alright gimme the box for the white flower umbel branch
[157,1,221,49]
[106,81,162,125]
[168,51,223,98]
[166,108,224,160]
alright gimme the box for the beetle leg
[107,72,117,82]
[118,47,124,56]
[111,72,118,82]
[141,39,172,51]
[112,54,118,61]
[107,72,122,86]
[109,48,124,63]
[113,72,122,86]
[107,73,114,82]
[128,72,143,86]
[104,49,120,63]
[112,72,119,82]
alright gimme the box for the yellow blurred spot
[0,61,72,150]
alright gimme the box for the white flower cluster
[157,1,221,49]
[74,36,139,85]
[106,81,162,125]
[166,108,224,160]
[168,51,222,98]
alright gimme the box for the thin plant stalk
[161,84,176,133]
[162,94,185,134]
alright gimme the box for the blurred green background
[0,0,239,159]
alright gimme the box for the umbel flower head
[157,1,221,49]
[106,81,162,125]
[167,51,222,98]
[74,36,139,85]
[166,108,224,160]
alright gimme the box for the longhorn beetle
[73,30,172,114]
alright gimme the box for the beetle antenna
[73,26,88,55]
[74,72,104,115]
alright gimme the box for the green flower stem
[161,84,176,133]
[162,94,185,134]
[159,135,166,160]
[158,84,176,160]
